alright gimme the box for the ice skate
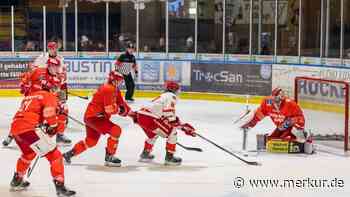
[165,152,182,166]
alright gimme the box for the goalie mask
[271,87,285,106]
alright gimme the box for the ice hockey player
[34,41,70,145]
[129,81,197,165]
[2,58,71,147]
[63,70,131,167]
[9,79,75,196]
[240,87,313,154]
[33,41,64,68]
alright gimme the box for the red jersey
[20,67,63,95]
[254,96,305,129]
[10,91,59,136]
[84,83,126,119]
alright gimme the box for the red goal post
[294,76,349,151]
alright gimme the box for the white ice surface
[0,97,349,197]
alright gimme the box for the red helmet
[271,87,282,96]
[165,81,180,93]
[47,41,58,49]
[47,58,61,75]
[108,70,124,84]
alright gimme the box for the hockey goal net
[294,76,349,152]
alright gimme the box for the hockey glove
[57,90,67,103]
[40,123,58,136]
[278,118,294,131]
[180,123,196,137]
[118,103,131,117]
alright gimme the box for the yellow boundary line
[0,89,344,114]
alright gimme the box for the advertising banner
[65,58,191,90]
[0,60,32,89]
[272,64,350,97]
[191,63,272,95]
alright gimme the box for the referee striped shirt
[115,53,136,75]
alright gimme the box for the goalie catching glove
[277,118,294,131]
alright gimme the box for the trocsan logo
[192,69,243,83]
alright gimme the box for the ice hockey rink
[0,97,349,197]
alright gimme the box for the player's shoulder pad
[163,91,176,98]
[100,83,116,93]
[285,98,298,106]
[32,67,47,78]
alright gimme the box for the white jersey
[33,53,65,69]
[33,53,67,85]
[140,92,177,121]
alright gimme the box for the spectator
[185,36,194,52]
[157,37,165,51]
[143,45,150,52]
[80,35,89,51]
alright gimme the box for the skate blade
[10,186,28,192]
[104,162,121,167]
[164,161,182,166]
[57,193,76,197]
[138,158,154,163]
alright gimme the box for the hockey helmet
[108,70,124,84]
[165,81,180,93]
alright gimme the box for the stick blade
[246,161,261,166]
[189,147,203,152]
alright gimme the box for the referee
[115,42,138,102]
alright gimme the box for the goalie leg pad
[267,139,305,154]
[291,127,306,143]
[30,128,56,157]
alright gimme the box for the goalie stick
[196,133,261,166]
[65,114,202,152]
[233,109,251,124]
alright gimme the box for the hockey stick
[67,91,89,100]
[27,156,39,178]
[176,142,202,152]
[242,128,248,151]
[196,133,261,166]
[65,114,202,152]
